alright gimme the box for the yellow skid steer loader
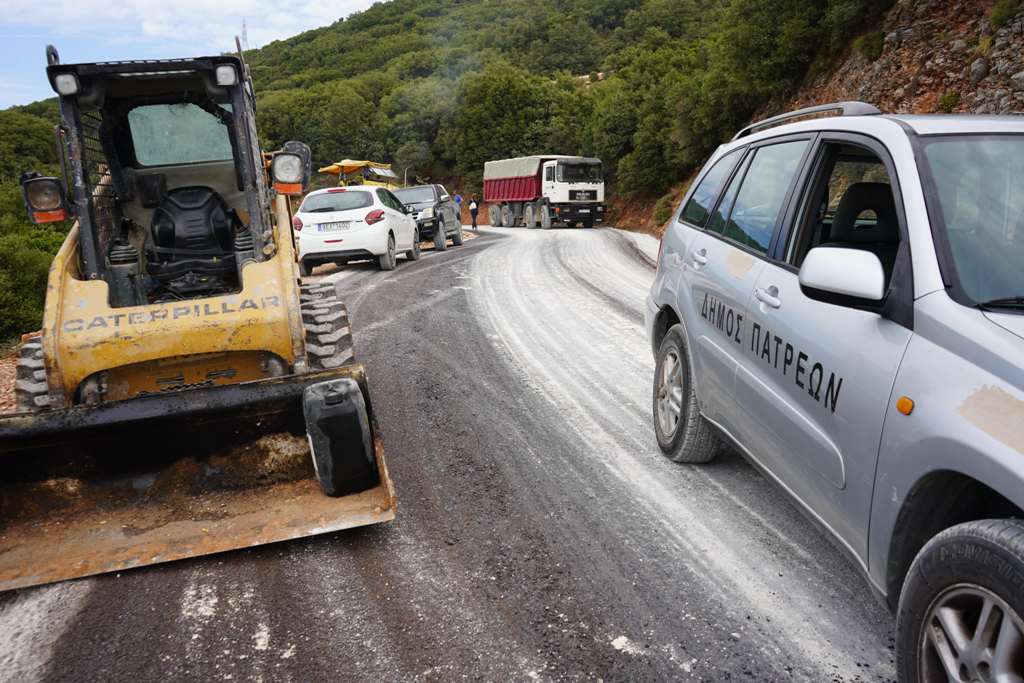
[0,46,395,592]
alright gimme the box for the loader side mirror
[20,173,68,224]
[272,141,312,196]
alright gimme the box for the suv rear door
[681,136,812,432]
[734,133,914,559]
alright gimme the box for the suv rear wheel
[897,519,1024,683]
[653,324,723,463]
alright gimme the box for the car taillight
[365,209,385,225]
[292,215,303,231]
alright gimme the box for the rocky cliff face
[784,0,1024,114]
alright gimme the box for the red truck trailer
[483,155,605,229]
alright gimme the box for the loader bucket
[0,367,395,593]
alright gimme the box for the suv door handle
[691,249,708,266]
[754,286,781,309]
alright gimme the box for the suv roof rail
[732,101,881,140]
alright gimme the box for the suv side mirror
[799,246,885,303]
[440,194,450,202]
[20,173,68,224]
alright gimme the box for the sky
[0,0,378,108]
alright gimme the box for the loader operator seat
[147,186,237,281]
[822,182,900,281]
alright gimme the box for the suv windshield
[128,103,234,166]
[393,187,435,204]
[557,163,602,183]
[921,136,1024,306]
[300,190,373,213]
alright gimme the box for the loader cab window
[128,103,234,167]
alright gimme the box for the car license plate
[578,209,590,214]
[317,221,350,233]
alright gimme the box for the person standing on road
[469,195,479,231]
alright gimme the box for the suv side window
[720,140,808,255]
[680,149,742,227]
[437,185,448,200]
[786,144,896,273]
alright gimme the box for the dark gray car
[394,184,462,251]
[646,102,1024,682]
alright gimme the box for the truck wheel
[524,204,537,229]
[434,220,448,251]
[379,233,397,270]
[489,204,502,227]
[897,519,1024,683]
[406,229,421,261]
[501,205,514,228]
[298,260,311,277]
[583,219,594,229]
[300,284,355,369]
[15,334,49,412]
[653,324,722,463]
[541,206,552,230]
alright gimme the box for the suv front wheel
[897,519,1024,683]
[653,324,723,464]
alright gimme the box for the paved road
[0,227,896,681]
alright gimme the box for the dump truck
[319,160,400,190]
[0,46,396,593]
[483,155,604,229]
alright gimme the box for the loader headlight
[215,64,238,86]
[272,153,303,184]
[53,73,79,96]
[20,175,68,224]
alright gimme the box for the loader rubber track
[14,333,49,412]
[300,283,355,369]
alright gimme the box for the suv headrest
[832,182,899,244]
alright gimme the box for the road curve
[0,226,895,681]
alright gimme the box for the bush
[854,31,885,61]
[938,91,961,113]
[991,0,1020,29]
[652,193,675,226]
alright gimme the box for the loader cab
[24,48,308,308]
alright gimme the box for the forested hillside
[2,0,1018,338]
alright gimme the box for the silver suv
[645,102,1024,681]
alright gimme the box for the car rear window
[680,149,742,227]
[300,191,373,213]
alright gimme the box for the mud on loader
[0,47,395,592]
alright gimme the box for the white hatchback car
[293,187,419,275]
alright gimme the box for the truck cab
[540,158,605,227]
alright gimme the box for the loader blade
[0,370,396,593]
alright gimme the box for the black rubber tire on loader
[300,283,355,370]
[14,334,49,413]
[434,219,448,251]
[299,283,378,494]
